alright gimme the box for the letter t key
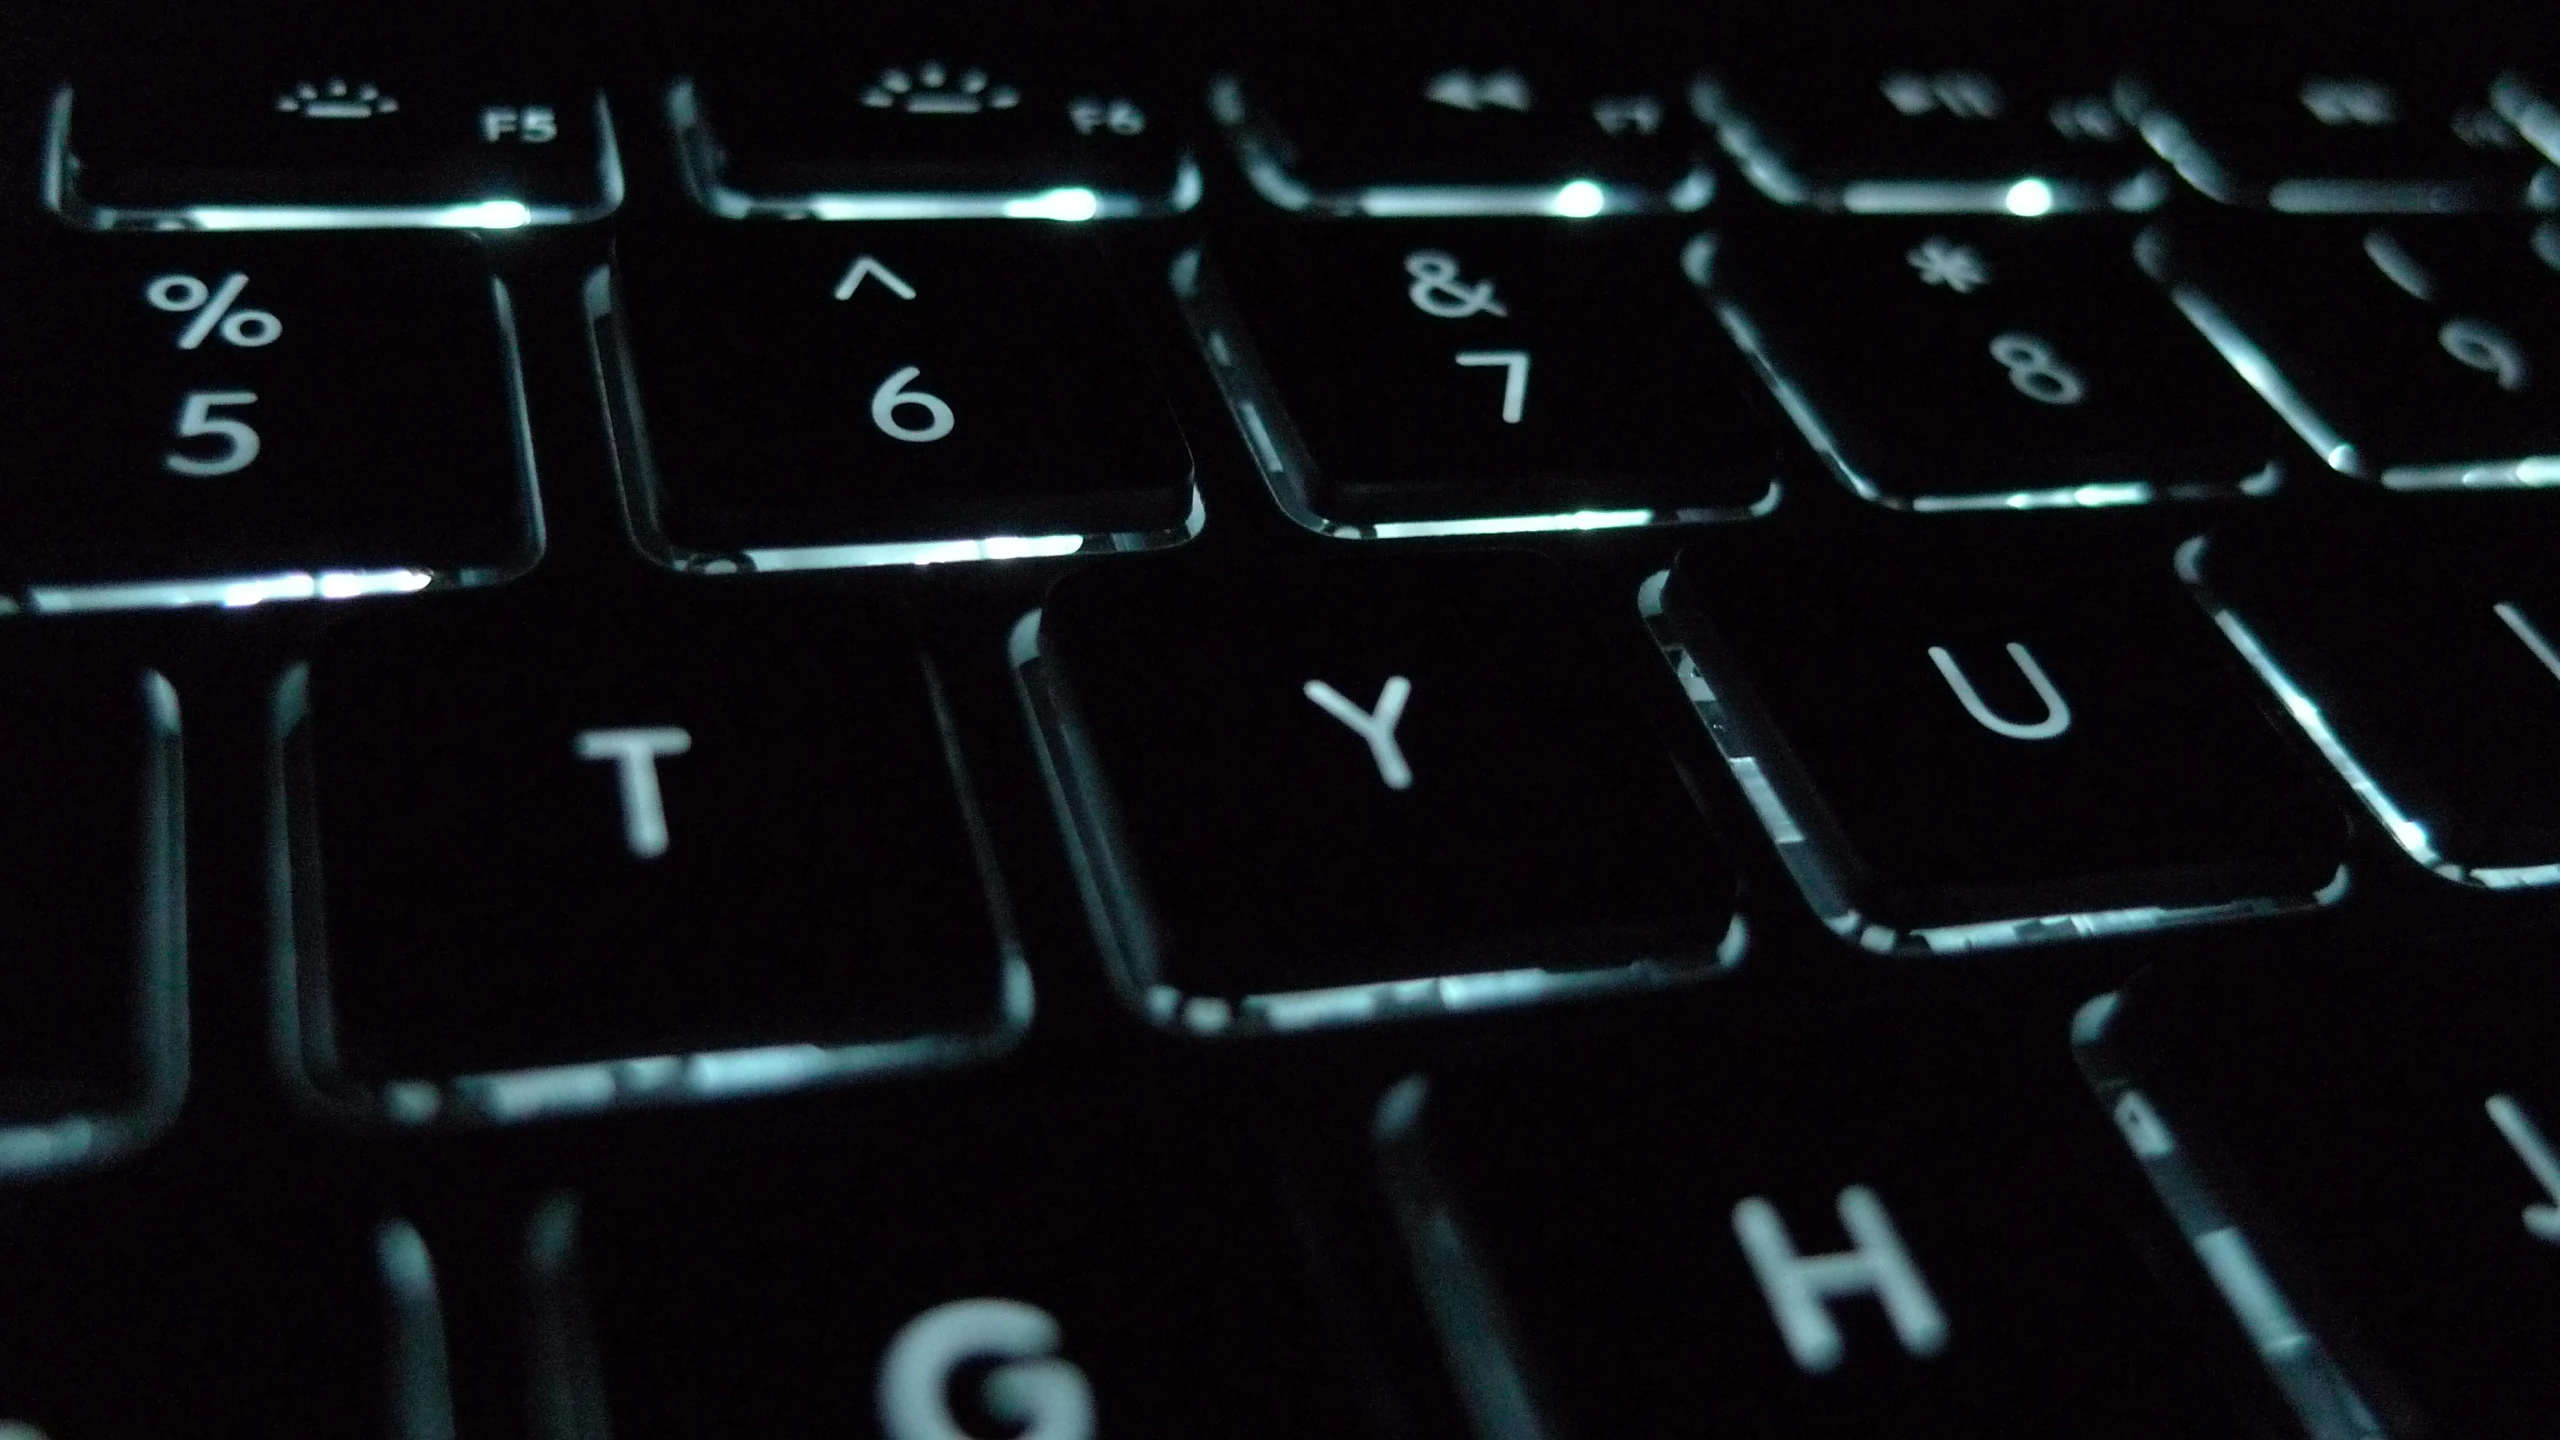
[577,726,693,858]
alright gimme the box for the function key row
[31,49,2560,223]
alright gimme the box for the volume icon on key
[146,273,283,349]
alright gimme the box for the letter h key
[1733,1186,1950,1374]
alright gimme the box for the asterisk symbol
[1907,236,1990,293]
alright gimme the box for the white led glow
[737,535,1087,572]
[184,199,543,230]
[1370,509,1653,539]
[455,199,534,229]
[30,568,433,613]
[1549,179,1607,217]
[1001,187,1102,222]
[2003,178,2056,216]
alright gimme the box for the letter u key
[1928,643,2072,740]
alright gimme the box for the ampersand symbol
[1403,250,1509,319]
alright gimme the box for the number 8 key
[1695,216,2292,510]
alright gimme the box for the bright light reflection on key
[1370,509,1652,538]
[460,200,535,229]
[1003,187,1102,221]
[2004,178,2055,216]
[1549,179,1607,217]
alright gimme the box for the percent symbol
[145,273,283,350]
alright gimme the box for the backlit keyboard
[2,1,2559,1437]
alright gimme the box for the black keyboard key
[0,652,180,1177]
[2191,506,2560,887]
[1179,222,1775,536]
[594,224,1197,572]
[2143,217,2559,488]
[0,1190,451,1439]
[1646,520,2349,953]
[1692,62,2166,213]
[1698,218,2289,510]
[52,32,620,229]
[542,1079,1369,1440]
[1212,60,1710,215]
[0,231,539,613]
[1382,1009,2271,1439]
[670,54,1192,219]
[1014,553,1741,1034]
[2078,944,2560,1439]
[279,589,1022,1124]
[2119,68,2554,212]
[2497,70,2560,167]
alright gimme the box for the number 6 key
[1696,216,2292,510]
[593,223,1199,573]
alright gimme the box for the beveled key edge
[582,265,1206,575]
[1639,568,2351,954]
[1371,1074,1564,1440]
[1170,243,1782,542]
[1008,606,1747,1039]
[262,652,1035,1130]
[2178,532,2560,889]
[0,670,187,1182]
[2070,990,2397,1440]
[4,272,549,619]
[42,84,628,233]
[1686,70,2171,215]
[1209,72,1717,219]
[2136,223,2560,490]
[667,77,1205,222]
[1689,229,2288,513]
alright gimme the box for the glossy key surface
[2120,67,2552,212]
[549,1075,1369,1440]
[285,587,1021,1123]
[670,50,1191,219]
[2142,216,2560,488]
[598,223,1197,571]
[2081,943,2560,1440]
[0,230,539,611]
[52,15,620,228]
[1384,1008,2272,1439]
[1693,60,2163,212]
[1699,216,2289,509]
[1018,552,1741,1034]
[2192,503,2560,886]
[1651,518,2349,951]
[1214,57,1709,215]
[1187,221,1776,534]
